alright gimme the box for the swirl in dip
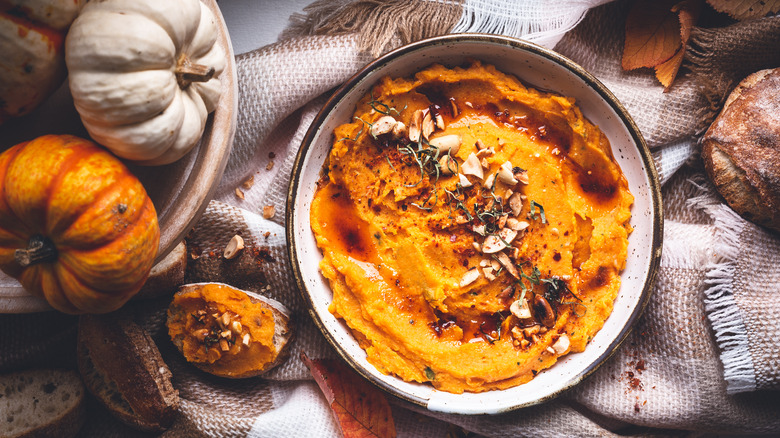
[310,61,633,393]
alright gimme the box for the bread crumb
[266,160,275,171]
[263,205,276,219]
[242,175,255,190]
[235,188,245,200]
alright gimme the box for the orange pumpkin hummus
[310,61,633,393]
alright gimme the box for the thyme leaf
[529,200,547,224]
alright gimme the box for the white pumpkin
[0,0,85,123]
[65,0,225,165]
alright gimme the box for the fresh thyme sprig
[529,200,546,224]
[368,91,407,116]
[336,116,366,144]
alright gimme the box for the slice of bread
[0,369,86,438]
[168,282,294,378]
[77,309,179,432]
[702,68,780,233]
[135,240,188,300]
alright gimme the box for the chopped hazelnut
[459,268,480,287]
[506,218,530,231]
[461,153,484,179]
[483,173,495,189]
[429,134,462,155]
[223,235,245,260]
[435,113,445,130]
[409,109,423,142]
[497,161,518,185]
[510,299,532,319]
[552,334,570,355]
[497,252,518,278]
[370,115,397,137]
[422,109,435,140]
[439,155,456,175]
[509,193,523,217]
[498,228,518,245]
[481,235,507,254]
[392,121,407,139]
[458,173,473,188]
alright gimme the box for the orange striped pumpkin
[0,135,159,313]
[0,0,85,123]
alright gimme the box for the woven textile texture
[1,0,779,436]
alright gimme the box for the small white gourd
[65,0,225,165]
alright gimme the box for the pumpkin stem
[14,235,58,267]
[176,54,215,89]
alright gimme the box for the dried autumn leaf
[623,0,683,70]
[655,48,685,88]
[655,0,704,89]
[301,352,397,438]
[707,0,780,20]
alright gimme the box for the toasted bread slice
[135,240,188,300]
[168,282,293,378]
[0,369,86,438]
[77,309,179,432]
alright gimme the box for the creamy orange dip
[310,61,633,393]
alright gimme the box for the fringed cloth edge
[281,0,464,57]
[687,175,757,393]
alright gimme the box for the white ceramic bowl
[287,34,662,414]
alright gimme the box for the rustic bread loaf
[168,282,293,378]
[0,369,86,438]
[701,68,780,233]
[77,309,179,432]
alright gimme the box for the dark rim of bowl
[286,33,663,414]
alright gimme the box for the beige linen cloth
[2,0,780,436]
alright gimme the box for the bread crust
[702,68,780,233]
[135,240,187,300]
[77,309,179,432]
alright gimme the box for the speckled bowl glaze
[287,34,662,415]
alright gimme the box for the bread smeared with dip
[311,61,634,393]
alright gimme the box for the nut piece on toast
[77,310,179,432]
[0,369,86,438]
[702,68,780,233]
[167,282,293,378]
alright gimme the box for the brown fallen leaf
[654,48,685,89]
[655,0,704,89]
[707,0,780,20]
[301,352,397,438]
[623,0,682,70]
